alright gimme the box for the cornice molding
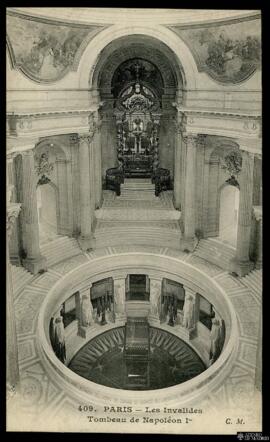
[6,109,98,119]
[173,106,261,120]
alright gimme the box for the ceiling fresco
[168,17,261,84]
[6,12,107,83]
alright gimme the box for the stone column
[21,150,47,274]
[6,200,21,392]
[180,134,197,252]
[113,276,127,323]
[173,123,182,210]
[148,278,162,324]
[93,117,103,209]
[78,134,95,251]
[230,151,255,276]
[253,206,262,269]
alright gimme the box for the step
[10,265,34,297]
[94,235,180,249]
[40,236,82,267]
[241,270,262,297]
[194,238,235,271]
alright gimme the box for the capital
[182,133,198,147]
[78,133,92,145]
[197,134,207,148]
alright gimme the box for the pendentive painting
[169,18,261,83]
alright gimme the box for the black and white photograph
[6,7,262,435]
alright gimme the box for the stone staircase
[194,238,236,271]
[10,265,34,298]
[40,236,82,267]
[119,179,156,200]
[241,269,262,301]
[94,222,181,249]
[94,185,181,249]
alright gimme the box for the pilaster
[6,201,21,391]
[180,133,198,252]
[78,134,95,251]
[173,121,182,210]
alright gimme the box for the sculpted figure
[210,318,221,364]
[114,284,125,314]
[182,295,194,329]
[54,316,66,363]
[150,282,161,317]
[81,294,93,327]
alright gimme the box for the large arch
[92,35,178,94]
[77,24,198,92]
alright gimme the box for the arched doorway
[218,184,239,247]
[93,35,180,186]
[37,183,58,244]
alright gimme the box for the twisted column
[180,134,197,252]
[6,201,21,392]
[78,134,95,251]
[230,151,255,276]
[21,150,47,274]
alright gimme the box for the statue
[210,318,222,364]
[54,316,66,363]
[114,284,125,314]
[182,295,194,329]
[81,294,93,327]
[150,282,161,317]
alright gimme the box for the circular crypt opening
[68,325,206,390]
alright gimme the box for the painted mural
[7,13,105,82]
[169,17,261,83]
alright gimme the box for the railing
[151,168,171,196]
[105,167,124,196]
